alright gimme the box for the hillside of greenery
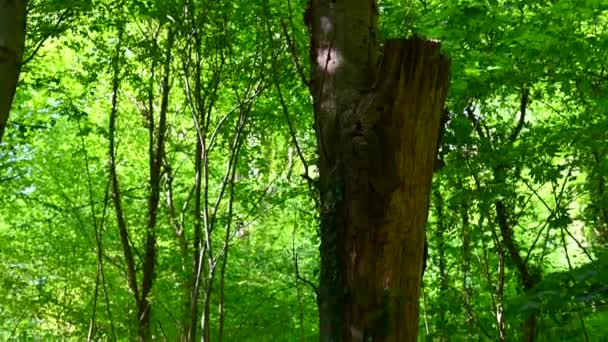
[1,0,607,340]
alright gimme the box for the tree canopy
[0,0,607,340]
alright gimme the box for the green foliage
[1,0,607,340]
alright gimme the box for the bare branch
[275,78,311,181]
[508,86,529,142]
[465,105,487,140]
[281,21,310,88]
[21,9,72,66]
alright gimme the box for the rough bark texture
[308,1,450,341]
[0,0,27,143]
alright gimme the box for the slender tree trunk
[107,28,141,339]
[432,187,448,341]
[188,1,207,335]
[495,198,537,341]
[468,86,538,341]
[165,172,191,339]
[496,241,506,342]
[0,0,27,143]
[307,1,450,340]
[108,26,173,341]
[461,201,474,332]
[136,28,173,341]
[188,110,203,342]
[218,161,238,342]
[591,149,608,245]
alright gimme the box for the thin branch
[209,96,252,229]
[465,105,487,141]
[164,166,189,248]
[218,130,241,342]
[190,17,229,341]
[421,286,429,335]
[563,225,595,263]
[157,320,169,341]
[519,177,557,263]
[293,244,319,301]
[448,287,494,340]
[264,9,315,193]
[87,248,101,342]
[276,83,311,178]
[79,118,115,341]
[508,86,529,142]
[290,206,319,301]
[21,9,72,66]
[207,85,266,152]
[280,21,310,88]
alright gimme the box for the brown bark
[164,168,191,338]
[495,199,536,341]
[107,26,141,336]
[108,27,173,341]
[308,2,450,341]
[0,0,27,143]
[188,1,207,336]
[137,28,174,341]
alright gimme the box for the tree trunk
[307,1,450,341]
[591,149,608,245]
[461,202,474,333]
[0,0,27,143]
[495,199,537,341]
[432,187,448,341]
[468,86,537,341]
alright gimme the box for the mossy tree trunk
[306,1,450,341]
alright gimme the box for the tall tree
[306,1,450,340]
[0,0,27,143]
[107,20,174,340]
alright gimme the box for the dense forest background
[1,0,607,340]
